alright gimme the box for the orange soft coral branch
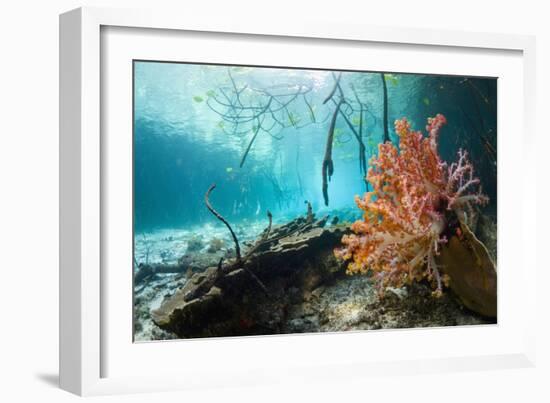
[334,114,488,297]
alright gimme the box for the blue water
[133,61,497,233]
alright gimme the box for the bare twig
[205,185,271,293]
[205,184,241,263]
[323,72,342,104]
[239,117,262,168]
[205,68,314,167]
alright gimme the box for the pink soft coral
[335,114,488,297]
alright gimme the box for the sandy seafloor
[133,212,496,342]
[134,218,278,340]
[134,220,272,267]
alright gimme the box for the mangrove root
[381,73,390,143]
[239,118,262,168]
[322,99,343,206]
[205,184,272,293]
[205,184,242,262]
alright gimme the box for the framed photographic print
[133,61,498,342]
[60,6,537,396]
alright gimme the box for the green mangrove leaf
[352,116,361,126]
[384,74,399,86]
[193,96,204,103]
[226,167,233,173]
[217,121,225,129]
[288,112,300,127]
[423,97,430,106]
[206,90,216,97]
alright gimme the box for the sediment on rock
[151,214,350,338]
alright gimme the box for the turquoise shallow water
[133,61,497,242]
[132,62,498,340]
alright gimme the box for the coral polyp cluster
[335,114,488,296]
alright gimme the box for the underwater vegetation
[133,62,498,340]
[335,113,489,298]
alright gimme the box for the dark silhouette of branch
[242,211,273,260]
[459,106,497,163]
[205,68,314,167]
[296,148,304,197]
[464,82,497,160]
[322,99,343,206]
[321,73,377,205]
[465,78,496,115]
[205,184,271,294]
[239,117,262,168]
[303,94,316,123]
[323,72,342,104]
[205,184,241,262]
[333,100,367,176]
[381,73,390,143]
[350,83,370,190]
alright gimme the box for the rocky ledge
[150,214,350,338]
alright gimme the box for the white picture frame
[59,6,537,396]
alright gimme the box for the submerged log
[134,263,187,285]
[151,216,350,338]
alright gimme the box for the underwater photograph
[132,61,497,341]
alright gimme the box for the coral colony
[335,114,489,297]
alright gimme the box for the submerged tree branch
[239,118,262,168]
[205,184,242,262]
[335,101,367,177]
[205,68,314,167]
[323,72,343,104]
[459,106,497,164]
[381,73,390,143]
[322,99,343,206]
[205,185,272,293]
[296,148,304,197]
[350,83,370,190]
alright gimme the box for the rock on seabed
[141,214,495,340]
